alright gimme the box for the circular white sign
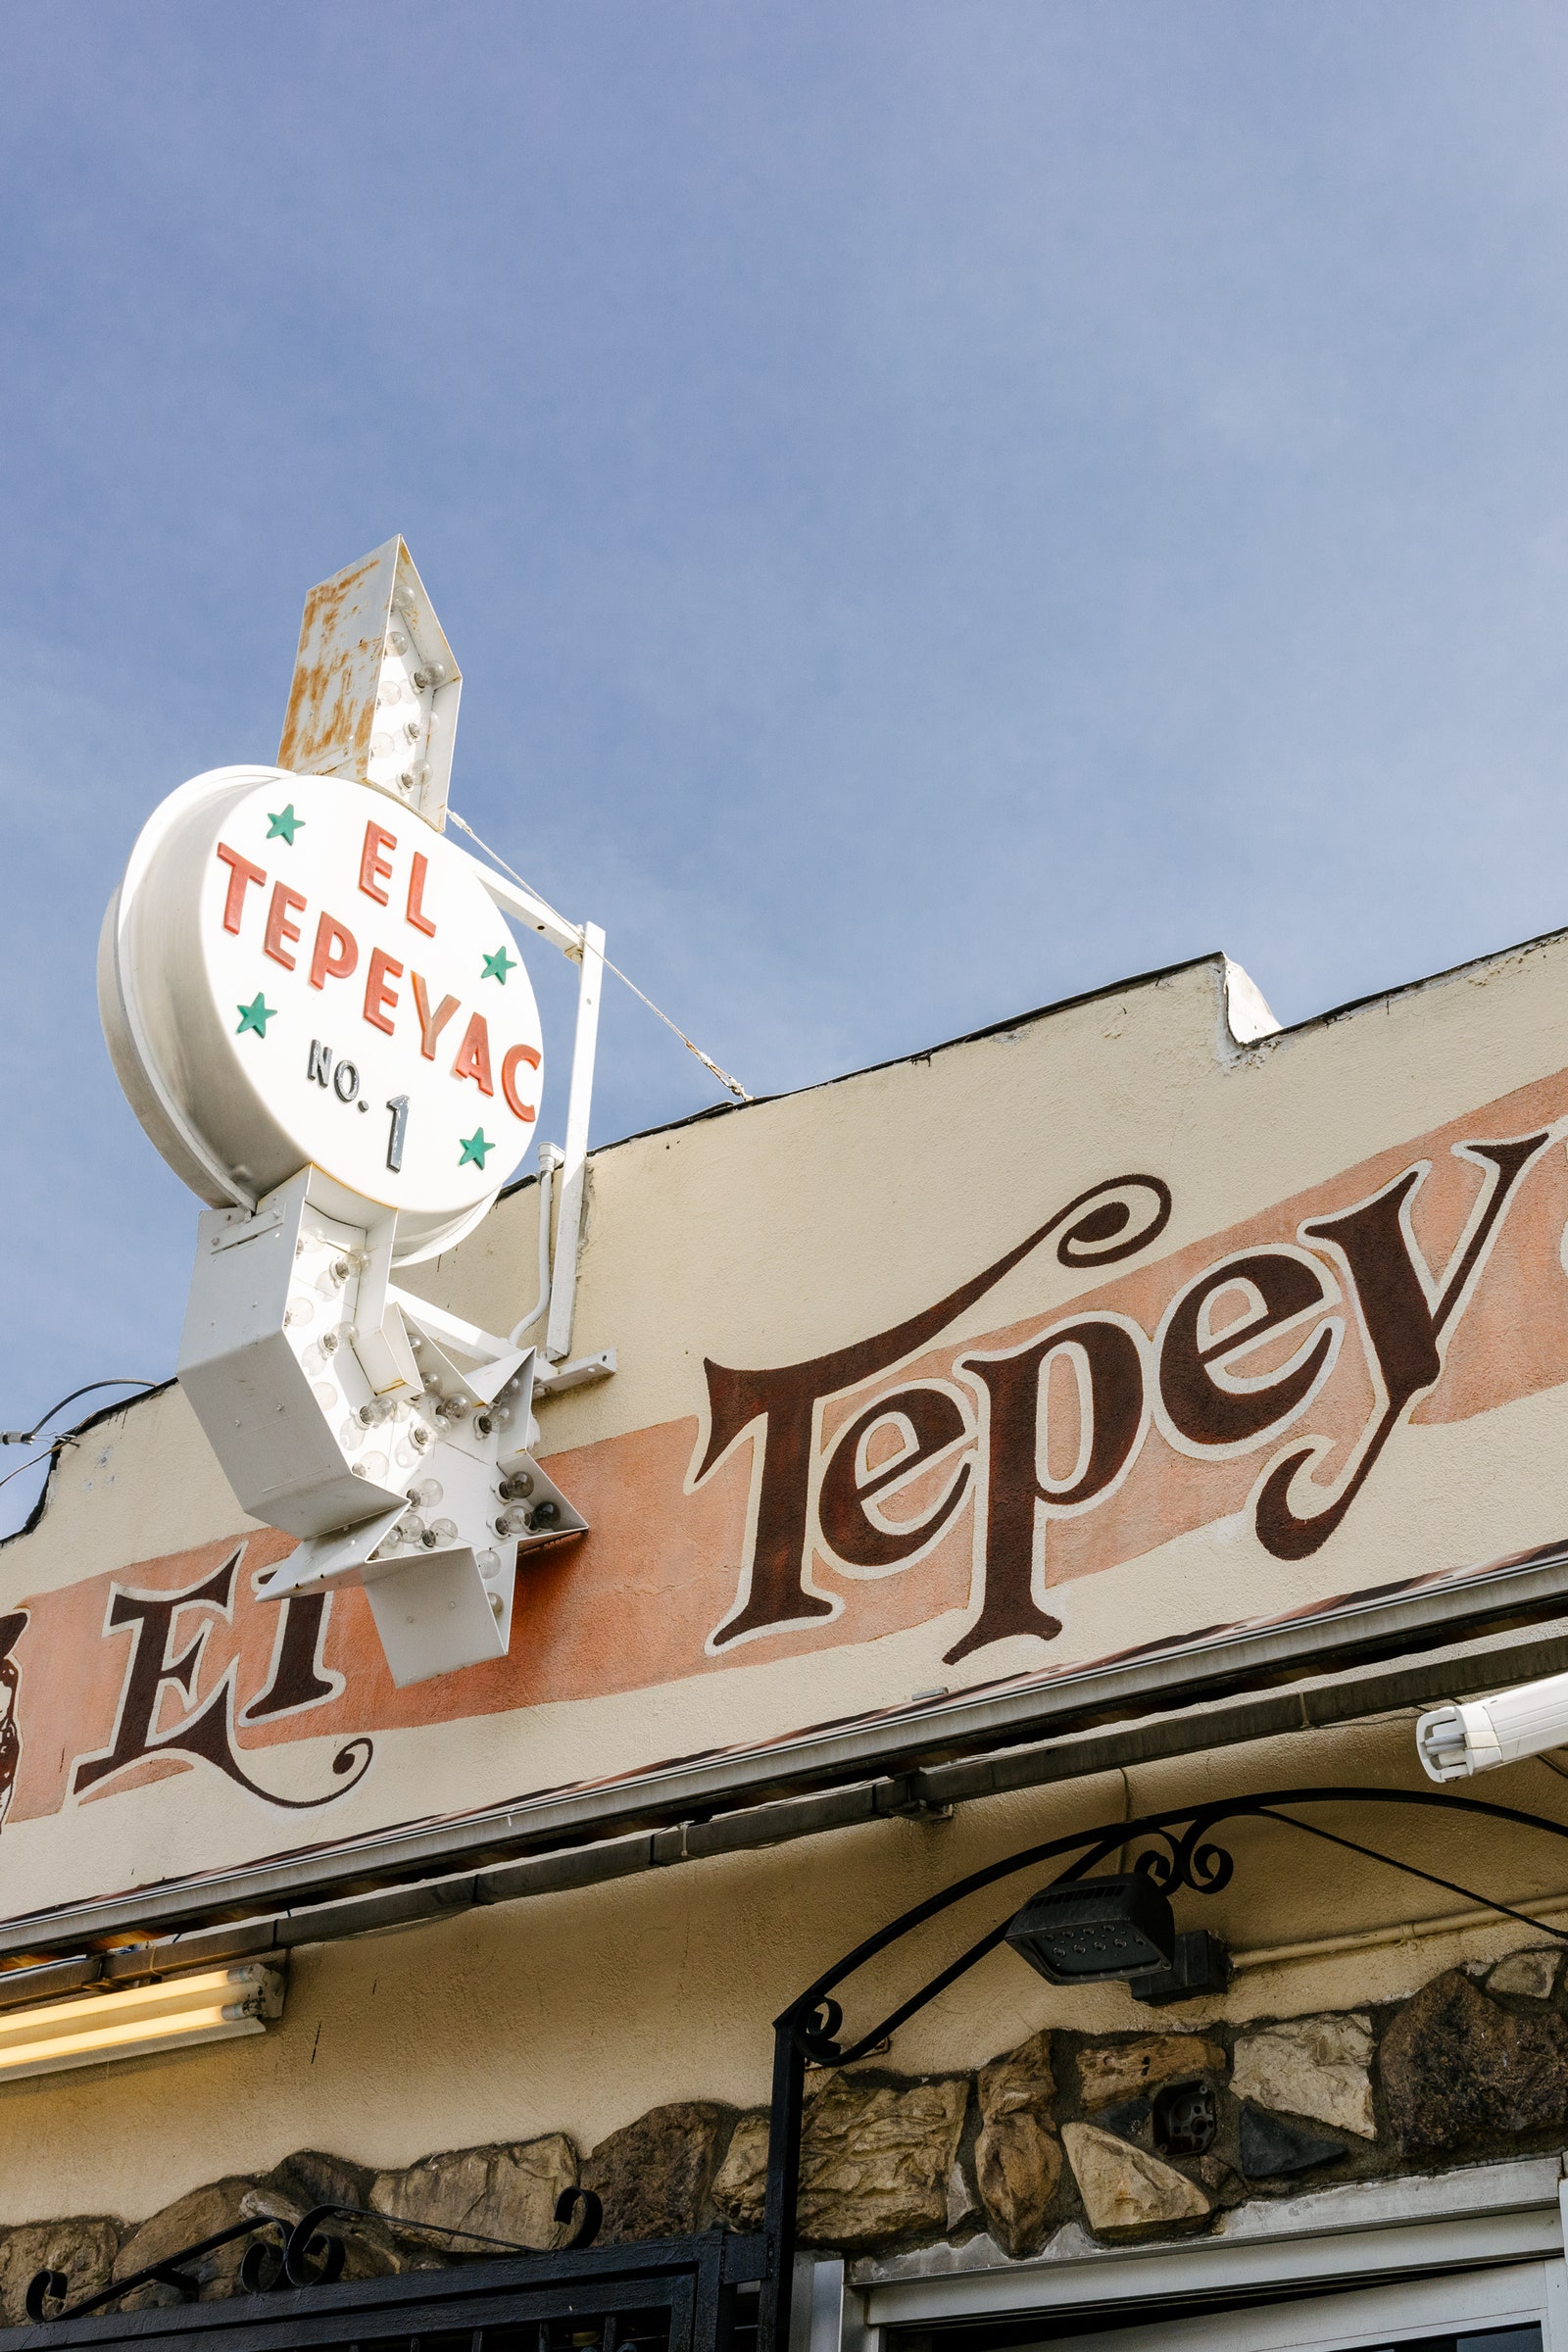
[100,766,545,1260]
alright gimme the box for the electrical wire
[0,1446,61,1496]
[448,809,755,1103]
[0,1381,161,1510]
[1,1379,157,1446]
[508,1143,561,1348]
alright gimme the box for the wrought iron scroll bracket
[25,2186,604,2324]
[757,1782,1568,2352]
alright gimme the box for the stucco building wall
[3,936,1568,2300]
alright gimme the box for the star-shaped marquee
[481,946,516,985]
[459,1128,493,1169]
[236,993,275,1038]
[266,805,304,846]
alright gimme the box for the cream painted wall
[2,1707,1564,2226]
[439,931,1568,1457]
[7,937,1568,2220]
[23,933,1568,1579]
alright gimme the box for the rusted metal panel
[276,537,462,830]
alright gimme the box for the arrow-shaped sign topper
[277,537,463,834]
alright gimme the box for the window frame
[838,2157,1568,2352]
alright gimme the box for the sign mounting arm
[463,857,584,958]
[546,922,605,1366]
[451,845,610,1379]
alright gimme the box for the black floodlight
[1005,1874,1177,1984]
[1130,1927,1233,2007]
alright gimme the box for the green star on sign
[236,993,275,1038]
[481,946,516,984]
[459,1128,494,1169]
[266,805,304,845]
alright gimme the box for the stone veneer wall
[7,1947,1568,2324]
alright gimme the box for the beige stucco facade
[5,932,1568,2316]
[3,1706,1565,2226]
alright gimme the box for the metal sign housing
[96,544,607,1684]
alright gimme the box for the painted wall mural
[4,950,1568,1908]
[690,1120,1550,1657]
[0,1617,24,1836]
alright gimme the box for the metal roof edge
[502,914,1568,1196]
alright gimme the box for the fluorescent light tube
[0,1964,283,2084]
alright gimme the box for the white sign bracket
[445,849,609,1377]
[546,920,605,1365]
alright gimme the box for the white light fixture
[1417,1671,1568,1781]
[0,1964,284,2084]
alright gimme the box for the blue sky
[5,3,1568,1528]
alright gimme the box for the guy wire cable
[447,810,755,1104]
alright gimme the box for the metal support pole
[760,2008,808,2352]
[545,922,605,1364]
